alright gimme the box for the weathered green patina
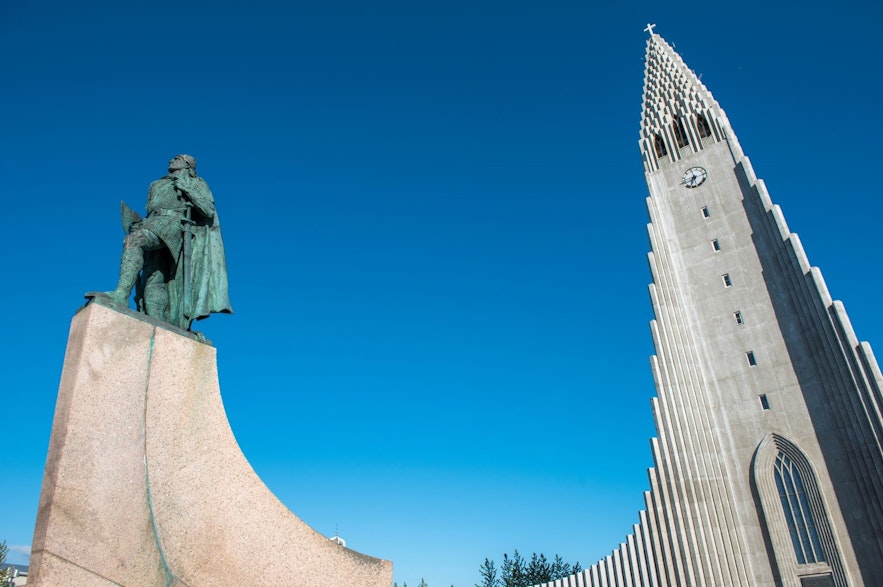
[87,155,232,331]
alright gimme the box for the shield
[120,201,142,234]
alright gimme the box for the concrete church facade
[538,31,883,587]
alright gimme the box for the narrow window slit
[722,273,732,287]
[747,351,757,366]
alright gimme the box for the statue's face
[168,156,188,172]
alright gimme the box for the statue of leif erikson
[87,155,232,331]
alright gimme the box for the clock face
[682,166,708,188]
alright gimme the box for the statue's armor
[140,175,215,255]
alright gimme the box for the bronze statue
[88,155,232,330]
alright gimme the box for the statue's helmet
[170,154,197,171]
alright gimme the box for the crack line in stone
[142,328,176,586]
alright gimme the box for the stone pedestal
[30,302,392,586]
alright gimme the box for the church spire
[639,31,737,173]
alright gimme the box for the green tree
[549,554,580,579]
[500,550,526,587]
[0,541,12,584]
[525,552,551,584]
[482,550,581,587]
[477,557,498,587]
[418,580,428,587]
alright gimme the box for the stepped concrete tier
[30,301,392,586]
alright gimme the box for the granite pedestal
[30,302,392,586]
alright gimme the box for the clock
[682,166,708,188]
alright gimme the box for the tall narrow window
[734,311,743,324]
[759,394,770,410]
[722,273,732,287]
[696,113,712,138]
[747,351,757,366]
[654,134,667,158]
[673,117,689,148]
[774,453,826,564]
[701,206,710,218]
[711,239,721,251]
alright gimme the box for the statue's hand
[175,174,194,195]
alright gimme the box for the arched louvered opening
[696,114,712,138]
[654,134,667,158]
[673,117,689,148]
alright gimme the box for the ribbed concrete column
[30,302,392,586]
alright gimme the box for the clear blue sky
[2,1,881,585]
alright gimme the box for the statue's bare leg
[141,255,170,320]
[102,229,163,308]
[104,242,144,307]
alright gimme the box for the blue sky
[2,1,881,585]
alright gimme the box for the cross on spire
[644,23,657,36]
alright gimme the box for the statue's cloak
[166,213,233,329]
[185,214,232,321]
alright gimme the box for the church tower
[541,29,883,587]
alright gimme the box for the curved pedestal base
[30,302,392,586]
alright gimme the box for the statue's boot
[102,247,143,307]
[143,282,169,321]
